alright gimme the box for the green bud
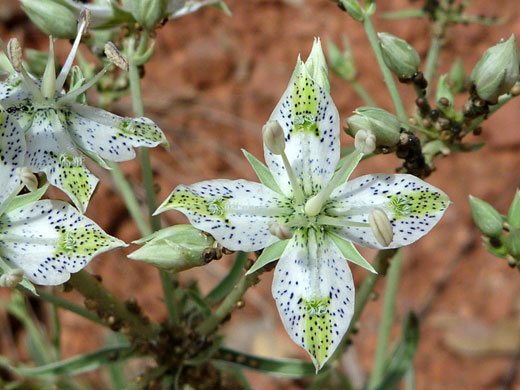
[470,35,519,104]
[327,37,357,82]
[448,57,465,93]
[436,74,454,114]
[469,195,504,237]
[507,189,520,229]
[304,38,330,93]
[482,236,507,259]
[131,0,168,30]
[69,66,87,104]
[345,106,401,148]
[378,32,420,80]
[128,225,215,272]
[506,228,520,260]
[339,0,365,22]
[20,0,78,39]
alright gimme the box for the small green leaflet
[242,149,284,195]
[328,232,376,273]
[246,239,289,275]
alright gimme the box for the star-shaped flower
[0,117,125,289]
[154,39,450,370]
[0,11,167,212]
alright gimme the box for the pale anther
[354,129,376,154]
[262,120,285,155]
[0,269,24,288]
[104,42,129,72]
[7,38,23,72]
[16,167,38,192]
[78,9,92,33]
[369,208,393,247]
[268,222,293,240]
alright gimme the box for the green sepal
[246,239,289,275]
[507,189,520,229]
[242,149,284,195]
[469,195,504,238]
[506,228,520,260]
[328,232,376,273]
[335,150,363,186]
[6,183,50,214]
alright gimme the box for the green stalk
[328,249,396,364]
[351,79,378,106]
[127,35,179,325]
[50,287,61,360]
[424,31,443,94]
[362,17,407,123]
[368,251,402,389]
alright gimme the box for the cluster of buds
[470,191,520,270]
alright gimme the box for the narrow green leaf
[246,239,289,275]
[380,9,427,19]
[242,149,283,195]
[205,252,247,306]
[328,232,376,273]
[373,312,420,390]
[216,347,315,377]
[6,183,50,213]
[13,345,136,378]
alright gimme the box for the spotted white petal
[67,103,168,162]
[264,66,340,197]
[328,174,450,249]
[0,112,25,211]
[0,74,30,105]
[272,228,354,371]
[25,109,98,213]
[0,199,126,285]
[155,179,292,252]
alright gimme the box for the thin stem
[50,287,61,360]
[362,17,407,124]
[327,249,397,365]
[197,270,260,336]
[368,251,402,389]
[69,270,160,340]
[108,161,151,236]
[351,79,377,106]
[127,34,179,325]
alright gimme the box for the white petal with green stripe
[329,174,450,249]
[272,228,354,371]
[155,179,294,252]
[0,199,125,285]
[264,66,340,198]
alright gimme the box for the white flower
[0,127,126,288]
[0,13,167,212]
[154,40,450,370]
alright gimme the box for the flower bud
[128,225,215,272]
[378,32,420,80]
[304,38,330,92]
[327,37,357,82]
[470,35,519,104]
[20,0,78,39]
[339,0,365,22]
[369,208,393,247]
[345,106,401,148]
[448,57,465,93]
[0,269,24,288]
[262,120,285,155]
[131,0,168,30]
[469,195,504,238]
[435,74,454,114]
[507,189,520,230]
[506,227,520,260]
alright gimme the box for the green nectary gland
[301,296,333,363]
[389,190,449,220]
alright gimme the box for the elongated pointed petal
[156,179,292,252]
[0,200,126,285]
[25,109,98,212]
[67,103,168,162]
[329,174,450,249]
[0,112,26,210]
[272,228,354,371]
[265,66,340,197]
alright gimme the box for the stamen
[316,215,370,228]
[268,222,293,240]
[281,150,305,203]
[55,9,91,92]
[104,42,129,72]
[0,269,24,288]
[354,129,376,154]
[15,167,38,192]
[58,64,109,104]
[369,208,393,247]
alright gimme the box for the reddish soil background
[1,0,520,389]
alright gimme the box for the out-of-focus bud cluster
[327,37,357,82]
[470,191,520,270]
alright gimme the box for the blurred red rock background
[1,0,520,389]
